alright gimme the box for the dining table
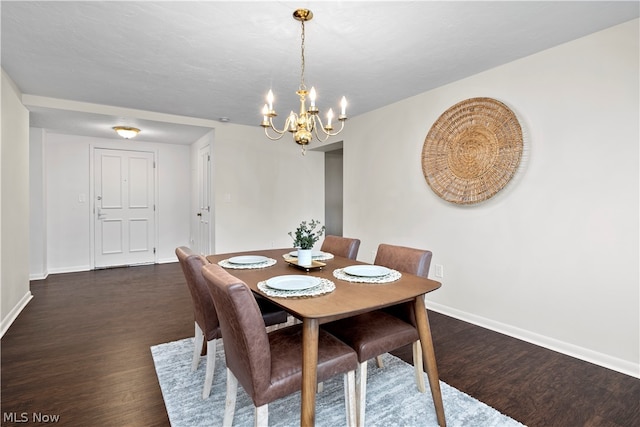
[206,248,446,427]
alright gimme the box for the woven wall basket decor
[421,97,523,205]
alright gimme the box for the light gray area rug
[151,338,526,427]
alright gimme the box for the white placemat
[257,278,335,298]
[218,258,277,269]
[333,268,402,284]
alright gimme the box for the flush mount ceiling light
[261,8,347,155]
[113,126,140,139]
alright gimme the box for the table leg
[414,296,446,426]
[301,318,319,427]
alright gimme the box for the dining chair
[201,263,358,427]
[320,235,361,260]
[175,246,288,399]
[321,243,433,427]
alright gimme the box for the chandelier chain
[300,20,306,90]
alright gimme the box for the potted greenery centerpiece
[288,219,325,266]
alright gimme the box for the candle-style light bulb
[262,104,269,121]
[326,108,334,127]
[267,90,274,111]
[340,96,347,116]
[309,87,317,107]
[288,111,297,131]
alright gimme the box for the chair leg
[254,404,268,427]
[223,368,238,427]
[356,361,368,427]
[344,370,357,427]
[412,340,426,393]
[375,355,384,368]
[192,322,204,372]
[202,339,217,399]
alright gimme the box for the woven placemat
[218,258,277,269]
[257,278,335,298]
[421,97,523,205]
[332,268,402,284]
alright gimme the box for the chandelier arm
[310,116,331,142]
[313,129,331,143]
[326,120,346,137]
[266,114,298,135]
[312,116,346,139]
[263,127,287,141]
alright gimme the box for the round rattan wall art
[421,97,523,205]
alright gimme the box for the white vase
[297,249,313,266]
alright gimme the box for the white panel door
[94,148,156,268]
[197,145,211,255]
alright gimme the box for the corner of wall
[1,291,33,338]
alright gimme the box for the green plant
[288,219,325,250]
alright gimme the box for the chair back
[374,244,433,325]
[321,235,361,260]
[175,247,220,341]
[201,263,271,401]
[374,244,432,277]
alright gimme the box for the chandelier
[261,9,347,155]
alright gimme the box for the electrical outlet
[435,264,444,278]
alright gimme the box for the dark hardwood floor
[1,263,638,426]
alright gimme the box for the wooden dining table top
[206,248,442,323]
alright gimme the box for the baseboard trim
[47,265,91,275]
[34,260,178,276]
[1,291,33,338]
[425,301,639,379]
[30,272,49,281]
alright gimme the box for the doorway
[324,147,344,236]
[93,148,156,268]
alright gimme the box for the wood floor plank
[2,263,638,426]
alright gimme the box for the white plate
[266,275,321,291]
[343,265,391,277]
[288,251,325,258]
[228,255,269,265]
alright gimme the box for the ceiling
[2,1,638,145]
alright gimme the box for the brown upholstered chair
[175,247,288,399]
[201,263,358,426]
[320,235,361,260]
[321,243,433,426]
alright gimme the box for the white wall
[29,128,46,279]
[156,141,191,262]
[1,70,32,336]
[34,133,191,275]
[342,19,639,376]
[211,122,325,253]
